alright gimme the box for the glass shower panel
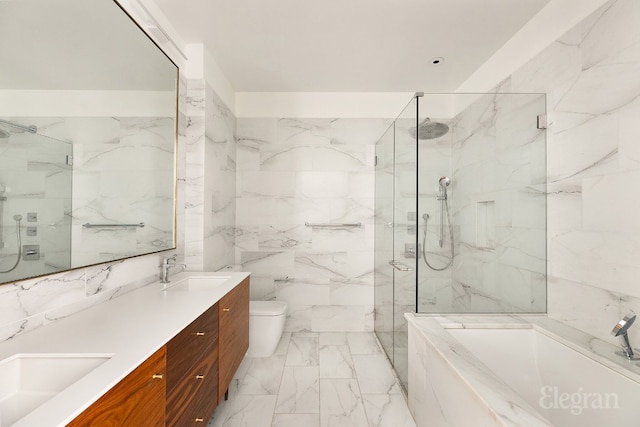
[374,123,395,364]
[417,93,547,314]
[0,127,73,283]
[391,97,418,390]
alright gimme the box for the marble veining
[236,118,384,331]
[210,331,413,427]
[408,313,640,426]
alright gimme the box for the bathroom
[1,0,640,425]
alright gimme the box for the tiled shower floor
[207,332,417,427]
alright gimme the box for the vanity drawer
[166,348,218,426]
[167,303,219,393]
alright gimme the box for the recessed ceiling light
[430,57,445,65]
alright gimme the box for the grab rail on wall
[304,222,361,228]
[389,260,414,272]
[83,222,145,228]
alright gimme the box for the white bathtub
[406,314,640,427]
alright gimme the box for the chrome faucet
[161,254,186,284]
[611,312,639,360]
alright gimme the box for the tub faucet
[611,312,639,360]
[161,254,186,284]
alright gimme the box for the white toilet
[246,300,288,358]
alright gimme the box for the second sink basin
[0,353,112,426]
[163,276,232,292]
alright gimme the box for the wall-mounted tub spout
[611,312,640,360]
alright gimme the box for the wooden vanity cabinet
[67,346,166,427]
[218,277,250,403]
[166,303,219,426]
[67,277,250,426]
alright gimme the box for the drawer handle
[195,332,205,336]
[222,308,230,312]
[195,374,205,379]
[152,374,164,380]
[195,418,204,422]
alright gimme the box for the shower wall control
[27,212,37,222]
[26,226,37,236]
[405,243,420,259]
[22,245,40,261]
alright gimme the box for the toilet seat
[250,301,287,316]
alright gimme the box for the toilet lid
[250,300,287,316]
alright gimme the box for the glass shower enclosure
[0,119,73,283]
[374,92,547,391]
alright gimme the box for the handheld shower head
[439,176,451,188]
[13,214,22,222]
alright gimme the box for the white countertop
[0,271,249,427]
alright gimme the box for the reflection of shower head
[13,214,22,222]
[0,128,10,139]
[409,118,449,140]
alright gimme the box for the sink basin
[0,353,112,426]
[163,276,232,292]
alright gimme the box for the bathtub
[406,314,640,427]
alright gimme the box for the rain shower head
[409,118,449,140]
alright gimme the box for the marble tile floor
[208,332,417,427]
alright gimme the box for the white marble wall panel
[184,81,206,271]
[504,0,640,344]
[185,80,237,272]
[203,85,237,271]
[237,118,386,332]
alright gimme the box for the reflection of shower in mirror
[0,186,24,274]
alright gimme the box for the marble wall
[500,0,640,346]
[184,79,237,272]
[235,118,390,332]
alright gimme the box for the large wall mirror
[0,0,178,285]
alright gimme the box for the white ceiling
[154,0,551,92]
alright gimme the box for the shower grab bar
[389,260,414,272]
[305,222,361,228]
[83,222,145,228]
